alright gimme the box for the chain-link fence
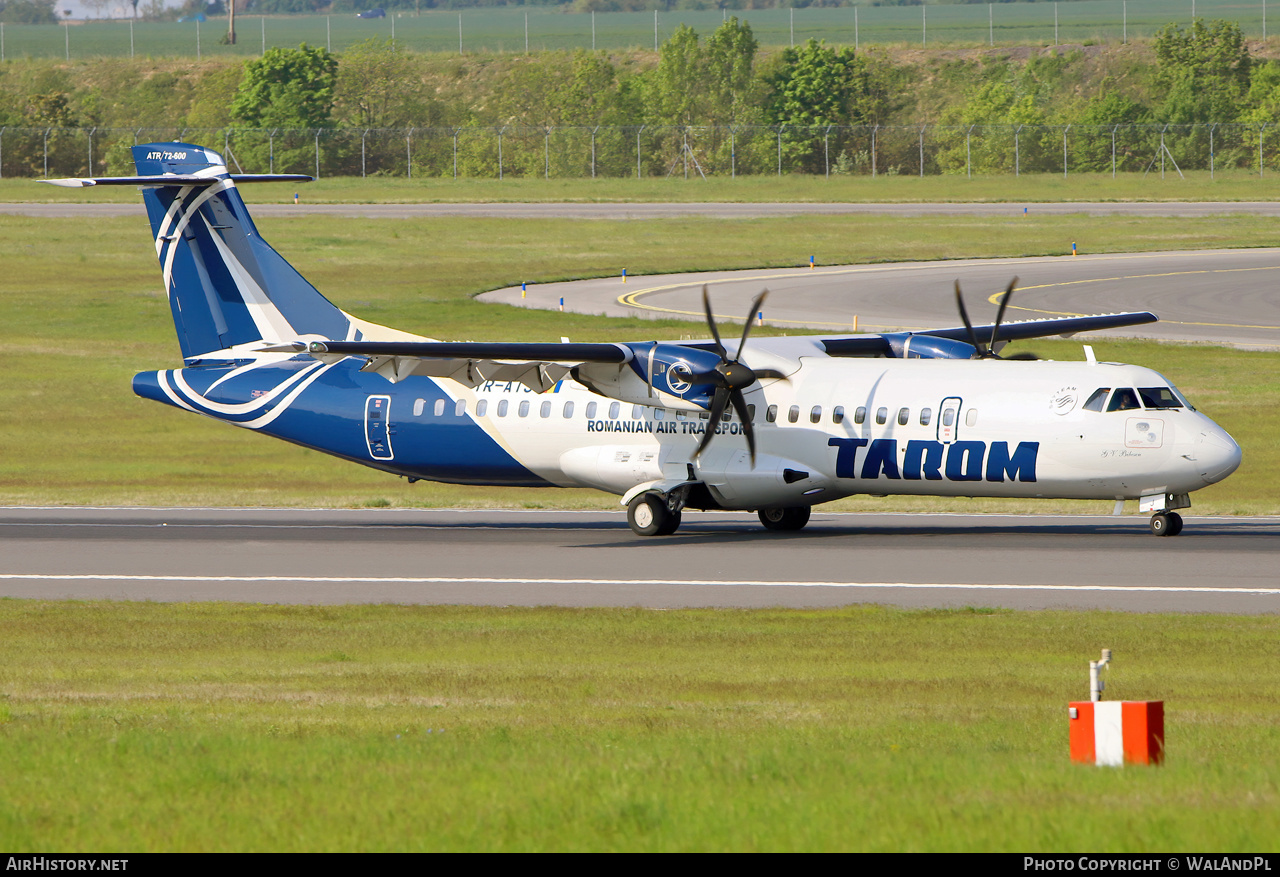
[4,124,1279,180]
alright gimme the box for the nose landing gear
[1149,512,1183,537]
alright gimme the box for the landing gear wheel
[1150,512,1183,537]
[758,506,812,532]
[628,493,680,537]
[1166,511,1183,536]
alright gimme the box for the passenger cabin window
[942,409,955,427]
[747,404,757,421]
[919,408,932,426]
[433,399,446,417]
[897,408,909,426]
[586,401,598,419]
[497,400,509,417]
[832,406,845,425]
[810,406,822,424]
[562,401,574,418]
[854,407,867,425]
[1139,387,1184,409]
[1108,388,1141,412]
[413,398,426,417]
[966,409,978,427]
[540,401,552,418]
[788,405,800,424]
[518,400,530,417]
[875,407,888,425]
[766,405,778,423]
[632,404,643,419]
[609,402,620,419]
[455,399,467,417]
[476,399,488,417]
[1083,388,1111,412]
[655,409,664,421]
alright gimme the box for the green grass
[2,208,1278,511]
[0,1,1259,60]
[9,169,1280,204]
[0,601,1276,851]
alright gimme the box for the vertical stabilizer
[132,142,352,359]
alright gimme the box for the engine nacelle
[574,343,724,412]
[885,333,979,360]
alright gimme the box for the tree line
[1,17,1276,177]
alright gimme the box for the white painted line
[2,574,1278,595]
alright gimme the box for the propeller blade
[692,387,731,461]
[646,342,657,398]
[702,285,725,358]
[735,289,768,358]
[989,276,1018,352]
[954,280,983,356]
[727,389,757,466]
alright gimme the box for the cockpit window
[1138,387,1184,409]
[1083,388,1110,412]
[1107,388,1141,412]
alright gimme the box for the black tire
[758,506,812,532]
[1166,511,1184,536]
[1150,513,1172,537]
[656,509,682,536]
[628,493,675,537]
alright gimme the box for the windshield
[1138,387,1185,410]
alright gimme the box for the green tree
[762,39,892,174]
[230,43,338,173]
[0,0,57,24]
[1152,19,1250,126]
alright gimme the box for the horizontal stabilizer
[41,174,313,188]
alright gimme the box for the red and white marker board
[1069,701,1164,766]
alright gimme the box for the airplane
[44,142,1242,538]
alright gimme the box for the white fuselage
[415,346,1242,511]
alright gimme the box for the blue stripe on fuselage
[133,360,548,487]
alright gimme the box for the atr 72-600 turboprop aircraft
[48,143,1241,537]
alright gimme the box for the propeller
[689,286,786,465]
[954,276,1038,361]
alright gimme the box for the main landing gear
[627,493,682,536]
[1149,512,1183,537]
[627,492,816,537]
[758,506,811,532]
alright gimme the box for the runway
[2,508,1276,613]
[484,248,1280,350]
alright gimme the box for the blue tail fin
[132,142,353,360]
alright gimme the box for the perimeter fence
[7,123,1280,181]
[0,2,1273,60]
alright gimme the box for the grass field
[11,168,1280,204]
[1,205,1277,512]
[0,1,1263,60]
[0,601,1276,851]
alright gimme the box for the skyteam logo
[666,362,694,395]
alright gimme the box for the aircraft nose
[1194,426,1242,485]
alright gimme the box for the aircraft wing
[290,340,633,392]
[819,311,1159,358]
[917,311,1159,343]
